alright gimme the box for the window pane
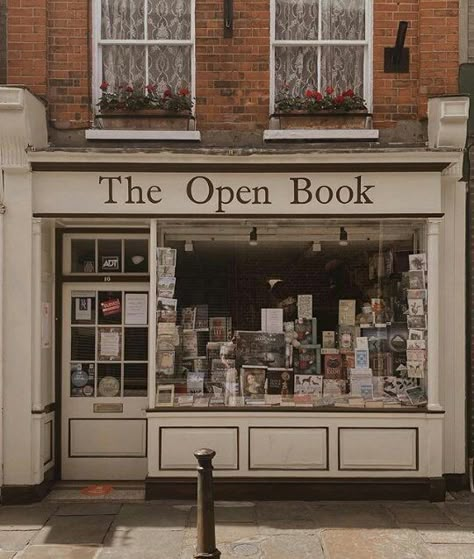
[102,45,146,91]
[98,292,123,325]
[148,45,191,93]
[275,46,318,96]
[124,327,148,361]
[71,328,95,361]
[101,0,145,40]
[321,0,365,40]
[98,239,122,273]
[275,0,319,41]
[124,239,148,273]
[320,45,364,95]
[71,239,95,273]
[148,0,191,40]
[97,364,121,397]
[124,363,148,396]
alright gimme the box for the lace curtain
[101,0,191,93]
[275,0,366,97]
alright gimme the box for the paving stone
[184,524,259,545]
[188,503,256,525]
[423,544,474,558]
[387,503,452,525]
[45,490,105,502]
[32,515,113,545]
[321,528,429,559]
[15,545,100,559]
[0,530,37,551]
[255,501,314,521]
[414,524,474,544]
[181,542,262,559]
[257,519,316,535]
[55,503,121,516]
[101,528,185,558]
[443,503,474,526]
[101,490,145,502]
[312,503,395,528]
[0,553,15,559]
[0,505,57,531]
[260,534,324,558]
[112,503,188,530]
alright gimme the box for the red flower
[314,91,323,102]
[178,87,190,96]
[125,84,134,93]
[335,94,345,105]
[343,89,354,97]
[146,84,157,93]
[326,86,334,95]
[99,81,109,91]
[163,88,172,98]
[305,89,313,98]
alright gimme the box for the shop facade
[0,88,469,502]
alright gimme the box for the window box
[96,110,195,131]
[273,111,371,130]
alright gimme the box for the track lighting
[312,241,322,252]
[249,227,258,246]
[184,240,194,252]
[339,227,348,246]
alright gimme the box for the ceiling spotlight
[312,241,322,252]
[339,227,348,247]
[184,240,194,252]
[249,227,258,246]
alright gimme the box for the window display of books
[154,246,428,410]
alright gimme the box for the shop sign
[33,171,442,215]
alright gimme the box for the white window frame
[270,0,373,113]
[91,0,196,115]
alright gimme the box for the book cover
[294,374,323,395]
[235,331,286,368]
[324,353,343,379]
[407,315,426,330]
[182,330,198,359]
[338,325,359,351]
[407,299,424,316]
[157,265,175,277]
[363,327,388,353]
[240,366,266,399]
[195,304,209,330]
[295,345,321,375]
[187,371,205,395]
[157,276,176,298]
[405,385,427,406]
[181,307,197,329]
[409,253,427,271]
[209,317,232,342]
[156,350,175,377]
[409,270,425,289]
[157,247,177,267]
[338,299,356,326]
[261,308,284,333]
[294,318,317,345]
[266,368,293,397]
[323,379,345,397]
[387,323,408,353]
[293,393,313,406]
[297,294,313,319]
[322,331,336,349]
[157,297,177,323]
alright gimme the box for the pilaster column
[31,218,42,412]
[427,218,443,411]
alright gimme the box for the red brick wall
[6,0,459,132]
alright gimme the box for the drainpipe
[0,173,5,488]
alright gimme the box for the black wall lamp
[224,0,233,38]
[384,21,409,73]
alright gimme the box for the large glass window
[94,0,194,105]
[154,220,429,409]
[271,0,371,109]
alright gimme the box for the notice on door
[125,293,148,325]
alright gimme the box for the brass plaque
[93,403,123,413]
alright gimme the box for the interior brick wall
[5,0,459,132]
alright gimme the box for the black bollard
[193,448,221,559]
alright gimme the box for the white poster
[100,331,120,358]
[125,293,148,325]
[75,297,92,321]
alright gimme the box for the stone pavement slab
[256,501,314,522]
[0,505,57,531]
[101,528,185,559]
[257,519,316,535]
[111,503,188,530]
[443,503,474,526]
[184,524,259,545]
[32,515,113,545]
[188,502,256,525]
[321,528,429,559]
[0,530,37,551]
[55,503,121,516]
[423,544,474,558]
[311,503,396,528]
[0,553,14,559]
[387,503,452,526]
[260,534,324,559]
[15,545,100,559]
[414,524,474,544]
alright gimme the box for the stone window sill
[264,129,380,141]
[85,129,201,141]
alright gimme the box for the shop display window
[154,220,429,410]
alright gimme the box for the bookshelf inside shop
[153,221,429,411]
